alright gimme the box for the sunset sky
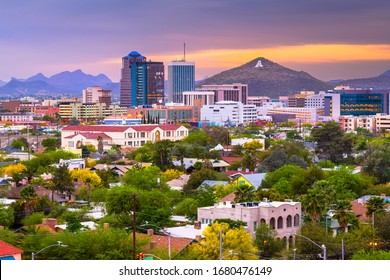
[1,0,390,82]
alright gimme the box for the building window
[128,133,133,138]
[260,219,266,224]
[68,141,74,148]
[270,218,275,229]
[140,132,145,138]
[254,221,258,229]
[166,131,171,137]
[294,214,300,227]
[277,217,283,229]
[287,215,292,227]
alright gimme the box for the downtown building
[167,61,195,103]
[120,51,164,107]
[197,83,248,105]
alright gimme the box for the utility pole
[132,193,137,260]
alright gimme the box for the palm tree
[332,200,356,233]
[97,135,104,155]
[234,184,256,203]
[20,185,38,215]
[366,196,386,217]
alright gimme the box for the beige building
[61,124,189,149]
[82,86,112,105]
[198,199,301,239]
[375,113,390,133]
[59,102,127,121]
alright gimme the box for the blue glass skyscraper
[168,61,195,103]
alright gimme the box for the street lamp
[31,241,67,260]
[141,223,171,260]
[290,233,326,260]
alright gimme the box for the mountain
[332,69,390,89]
[0,79,67,95]
[197,57,332,98]
[0,69,117,95]
[0,80,6,87]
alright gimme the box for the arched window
[277,216,283,229]
[260,219,266,224]
[270,218,275,229]
[287,215,292,227]
[294,214,300,227]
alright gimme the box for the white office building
[200,101,257,125]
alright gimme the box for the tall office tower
[197,84,248,105]
[120,51,164,107]
[168,61,195,103]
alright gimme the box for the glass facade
[168,62,195,103]
[340,93,384,116]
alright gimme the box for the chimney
[194,221,201,230]
[147,229,154,236]
[150,241,157,250]
[42,218,57,230]
[263,198,268,203]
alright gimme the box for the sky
[1,0,390,83]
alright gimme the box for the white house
[61,124,189,149]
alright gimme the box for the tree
[20,185,38,215]
[190,221,258,260]
[234,184,256,203]
[49,164,74,206]
[11,138,28,150]
[203,126,230,146]
[173,197,199,221]
[0,205,14,228]
[2,163,27,187]
[182,129,211,146]
[122,166,162,191]
[41,138,58,151]
[311,121,353,163]
[366,196,386,217]
[152,139,174,171]
[97,135,104,155]
[361,142,390,184]
[254,223,283,259]
[183,168,228,193]
[301,180,335,223]
[332,199,356,233]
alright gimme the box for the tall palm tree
[97,135,104,155]
[332,199,356,233]
[234,184,256,203]
[366,196,386,217]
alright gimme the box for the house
[199,180,229,189]
[226,173,267,189]
[166,174,190,191]
[0,240,23,260]
[53,158,85,171]
[173,158,230,173]
[197,199,302,239]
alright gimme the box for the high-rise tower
[120,51,164,107]
[167,60,195,103]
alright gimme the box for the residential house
[166,174,190,191]
[226,173,267,189]
[0,240,23,260]
[173,158,230,173]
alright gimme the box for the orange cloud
[149,44,390,69]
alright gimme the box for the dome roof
[129,51,141,57]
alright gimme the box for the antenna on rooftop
[183,42,186,62]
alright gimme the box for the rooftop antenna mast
[183,42,186,62]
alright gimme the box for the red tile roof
[221,192,236,203]
[63,124,183,133]
[150,235,194,253]
[221,156,242,164]
[63,125,129,132]
[0,241,23,257]
[65,132,111,139]
[351,201,369,223]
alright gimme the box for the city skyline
[1,0,390,83]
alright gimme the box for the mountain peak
[379,69,390,77]
[198,57,331,98]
